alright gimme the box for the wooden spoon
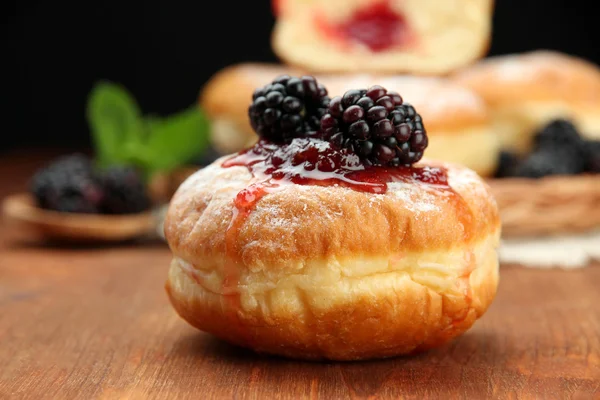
[2,193,163,243]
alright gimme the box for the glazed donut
[200,64,500,176]
[164,136,501,360]
[453,50,600,153]
[272,0,494,75]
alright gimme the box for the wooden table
[1,151,599,399]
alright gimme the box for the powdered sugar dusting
[447,163,489,198]
[388,181,440,214]
[493,58,538,81]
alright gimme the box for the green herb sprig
[86,81,210,179]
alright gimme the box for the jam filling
[315,0,412,52]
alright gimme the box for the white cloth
[499,230,600,269]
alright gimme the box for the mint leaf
[86,81,211,179]
[86,81,144,168]
[141,107,211,175]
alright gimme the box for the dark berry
[349,121,370,139]
[317,83,328,98]
[280,114,302,131]
[376,96,394,112]
[328,97,344,118]
[286,78,304,97]
[266,91,284,107]
[373,144,395,163]
[494,151,520,178]
[533,119,586,164]
[302,76,320,99]
[533,119,585,157]
[321,114,337,130]
[356,140,374,157]
[410,131,428,152]
[320,85,428,166]
[514,149,584,178]
[249,75,330,142]
[342,105,364,124]
[583,140,600,173]
[395,123,411,142]
[366,85,387,101]
[357,96,375,110]
[273,75,291,85]
[342,90,363,108]
[388,91,403,106]
[30,154,104,214]
[282,96,302,113]
[384,137,398,148]
[373,119,393,137]
[367,106,387,123]
[99,166,151,214]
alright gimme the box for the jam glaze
[217,138,475,347]
[315,0,414,53]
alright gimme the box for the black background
[2,0,599,153]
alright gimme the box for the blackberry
[248,75,330,143]
[30,154,104,213]
[533,119,585,155]
[320,85,427,166]
[99,166,151,214]
[514,148,584,178]
[583,140,600,173]
[494,150,520,178]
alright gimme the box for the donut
[452,50,600,153]
[166,76,501,359]
[200,64,500,176]
[271,0,494,75]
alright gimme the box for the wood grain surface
[0,150,599,399]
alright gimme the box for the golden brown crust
[165,159,500,266]
[453,50,600,107]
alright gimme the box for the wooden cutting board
[0,150,598,399]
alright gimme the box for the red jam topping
[223,138,448,213]
[315,0,412,52]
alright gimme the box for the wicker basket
[487,175,600,237]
